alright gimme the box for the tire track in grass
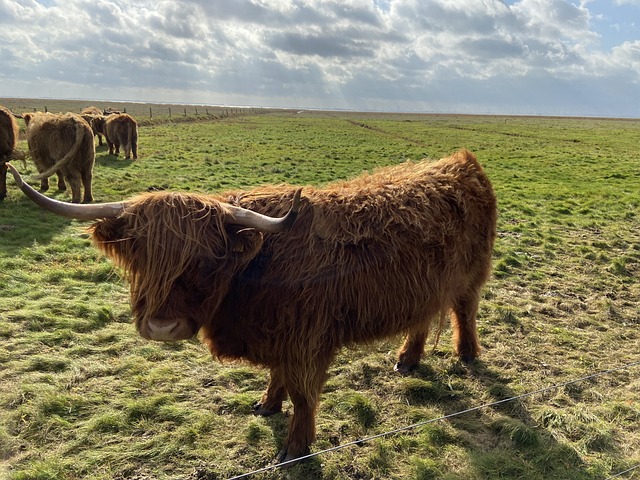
[342,119,431,147]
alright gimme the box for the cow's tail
[35,121,86,179]
[430,308,449,352]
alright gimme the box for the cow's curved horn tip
[292,188,302,210]
[5,163,23,186]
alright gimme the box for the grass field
[1,100,639,479]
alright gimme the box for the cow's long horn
[7,163,125,220]
[225,188,302,233]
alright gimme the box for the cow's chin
[138,317,198,341]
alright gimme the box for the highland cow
[23,112,95,203]
[0,105,22,200]
[80,106,105,146]
[104,113,138,159]
[8,149,497,461]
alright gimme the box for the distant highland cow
[0,105,25,200]
[80,106,105,146]
[23,112,95,203]
[104,113,138,160]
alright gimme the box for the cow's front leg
[254,366,287,416]
[395,326,429,373]
[277,361,330,463]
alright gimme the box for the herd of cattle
[2,106,498,462]
[0,105,138,202]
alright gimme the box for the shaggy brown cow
[104,113,138,159]
[80,106,105,146]
[0,106,23,200]
[7,149,497,461]
[22,112,95,203]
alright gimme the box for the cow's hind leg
[395,327,429,373]
[64,173,82,204]
[56,172,66,191]
[39,176,50,192]
[81,169,93,203]
[254,366,287,416]
[451,289,482,363]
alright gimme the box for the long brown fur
[0,105,22,200]
[81,106,105,146]
[89,149,497,460]
[23,112,95,203]
[104,113,138,159]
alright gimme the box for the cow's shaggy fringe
[90,192,251,327]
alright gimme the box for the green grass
[1,105,639,479]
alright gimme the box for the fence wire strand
[227,359,640,480]
[606,463,640,479]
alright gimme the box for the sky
[0,0,638,117]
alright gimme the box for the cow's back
[210,150,496,362]
[26,113,94,173]
[105,114,137,144]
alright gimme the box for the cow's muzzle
[140,318,197,341]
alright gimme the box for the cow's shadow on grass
[0,181,80,254]
[400,357,599,480]
[95,150,134,169]
[249,355,606,480]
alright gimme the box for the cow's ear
[229,227,263,260]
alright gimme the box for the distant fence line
[27,105,285,119]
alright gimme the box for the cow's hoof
[393,361,416,374]
[275,446,310,466]
[460,354,477,364]
[252,402,281,417]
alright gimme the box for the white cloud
[613,0,640,6]
[0,0,638,116]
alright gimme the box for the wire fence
[228,359,640,480]
[0,97,291,123]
